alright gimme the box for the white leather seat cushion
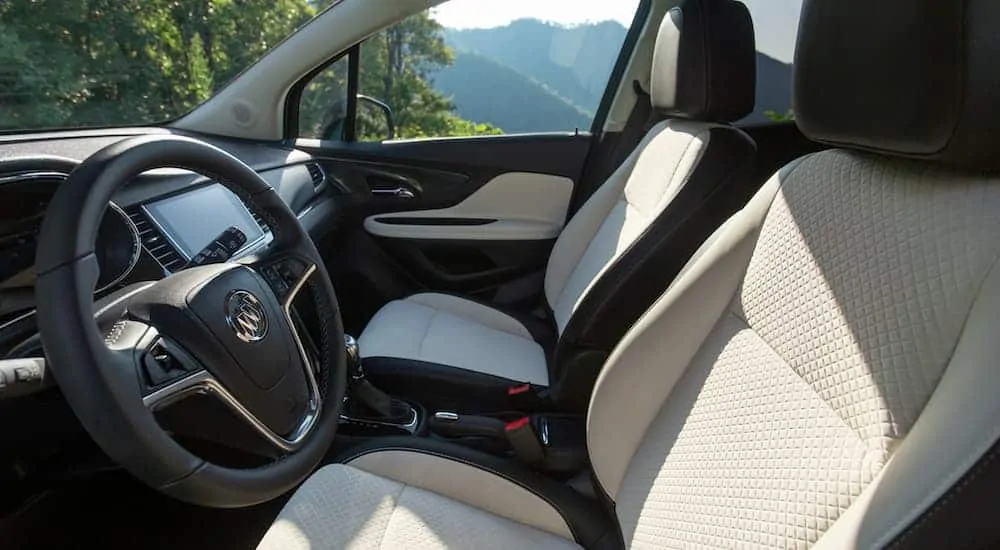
[359,293,549,385]
[257,457,580,550]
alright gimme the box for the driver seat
[259,0,1000,547]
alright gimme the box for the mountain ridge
[435,19,792,132]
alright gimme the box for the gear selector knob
[344,334,363,380]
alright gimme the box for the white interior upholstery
[257,456,580,550]
[264,147,1000,548]
[544,118,712,332]
[588,149,1000,547]
[359,119,716,381]
[359,293,548,385]
[364,172,574,241]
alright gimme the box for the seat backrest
[586,0,1000,547]
[543,0,757,346]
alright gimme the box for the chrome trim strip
[143,264,323,452]
[0,171,69,187]
[0,309,36,333]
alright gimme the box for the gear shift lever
[344,335,414,423]
[345,335,363,380]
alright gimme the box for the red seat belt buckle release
[508,384,531,396]
[505,416,544,464]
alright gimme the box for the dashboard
[0,128,343,346]
[0,173,142,293]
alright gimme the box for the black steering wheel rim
[35,134,346,507]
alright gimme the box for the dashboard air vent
[126,207,185,273]
[305,162,326,190]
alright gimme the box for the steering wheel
[34,135,346,507]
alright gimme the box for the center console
[338,335,425,436]
[337,335,587,477]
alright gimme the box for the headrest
[794,0,1000,168]
[650,0,756,122]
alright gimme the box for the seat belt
[570,80,660,215]
[606,80,659,173]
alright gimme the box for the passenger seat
[360,0,759,411]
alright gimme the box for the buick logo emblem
[225,290,268,343]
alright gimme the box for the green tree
[357,12,500,139]
[0,1,495,139]
[0,0,317,130]
[764,109,795,123]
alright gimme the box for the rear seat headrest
[794,0,1000,169]
[650,0,757,123]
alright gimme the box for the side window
[299,0,641,141]
[739,0,803,123]
[298,56,350,141]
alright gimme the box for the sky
[432,0,804,63]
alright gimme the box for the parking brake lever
[429,412,507,440]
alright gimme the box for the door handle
[371,187,415,199]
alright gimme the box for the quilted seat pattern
[258,464,580,550]
[615,150,1000,548]
[739,151,1000,447]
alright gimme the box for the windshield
[0,0,331,132]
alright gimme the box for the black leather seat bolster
[554,126,757,373]
[337,437,623,550]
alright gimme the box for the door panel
[377,238,554,295]
[298,134,590,332]
[364,172,573,240]
[290,0,648,331]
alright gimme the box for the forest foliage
[0,0,497,138]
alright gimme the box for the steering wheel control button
[140,341,199,390]
[226,290,269,343]
[258,258,308,301]
[184,226,248,268]
[261,264,289,296]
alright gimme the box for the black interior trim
[740,122,825,190]
[887,435,1000,549]
[304,133,592,180]
[343,44,360,143]
[364,357,522,413]
[338,437,623,549]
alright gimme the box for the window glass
[300,0,641,141]
[298,57,350,141]
[740,0,804,123]
[0,0,327,132]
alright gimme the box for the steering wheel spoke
[36,134,346,507]
[142,360,321,454]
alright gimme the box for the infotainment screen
[144,184,265,260]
